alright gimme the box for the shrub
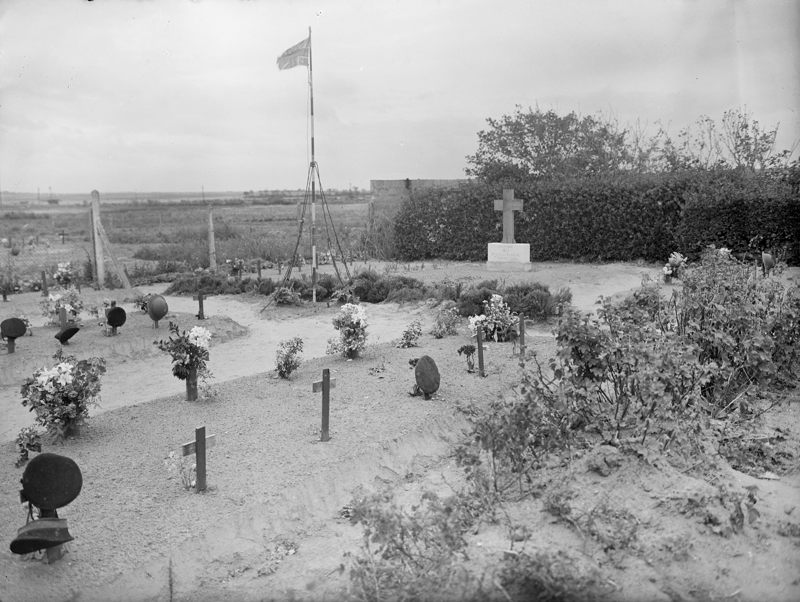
[275,337,304,378]
[503,282,572,321]
[431,307,462,338]
[456,286,496,317]
[348,490,482,602]
[350,269,387,303]
[666,247,796,408]
[396,319,422,348]
[270,286,301,306]
[15,426,42,467]
[384,275,428,303]
[327,303,368,359]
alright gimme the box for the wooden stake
[477,328,486,378]
[519,314,526,366]
[59,307,67,330]
[193,292,205,320]
[257,259,262,281]
[41,270,48,297]
[312,369,337,442]
[195,427,207,492]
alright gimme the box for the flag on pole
[277,36,310,70]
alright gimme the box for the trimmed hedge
[393,171,800,264]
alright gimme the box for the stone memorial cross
[494,189,523,244]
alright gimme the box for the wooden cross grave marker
[193,292,206,320]
[312,369,337,442]
[181,426,216,493]
[494,189,523,244]
[476,328,487,378]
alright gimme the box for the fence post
[207,204,217,272]
[90,191,105,289]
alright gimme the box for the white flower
[187,326,212,349]
[718,247,732,258]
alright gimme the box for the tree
[465,106,630,182]
[720,107,793,171]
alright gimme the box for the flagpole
[308,26,317,303]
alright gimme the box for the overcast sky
[1,0,798,193]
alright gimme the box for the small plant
[327,303,368,359]
[133,292,153,313]
[40,288,84,325]
[276,336,304,378]
[347,489,481,602]
[155,322,212,381]
[15,426,42,467]
[430,306,461,338]
[20,350,107,439]
[164,451,196,490]
[396,319,422,348]
[457,344,476,373]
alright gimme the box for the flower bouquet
[40,288,84,325]
[662,252,687,283]
[155,322,211,400]
[20,350,107,439]
[54,262,76,287]
[327,303,368,359]
[468,294,516,342]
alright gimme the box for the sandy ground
[1,260,798,602]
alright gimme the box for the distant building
[369,178,470,218]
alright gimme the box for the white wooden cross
[494,189,523,244]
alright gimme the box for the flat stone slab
[487,243,532,271]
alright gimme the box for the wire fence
[2,215,96,294]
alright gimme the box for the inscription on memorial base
[487,243,533,271]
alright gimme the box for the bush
[275,337,303,378]
[456,286,497,317]
[327,303,368,359]
[503,282,572,321]
[396,319,423,348]
[431,307,462,338]
[348,490,482,602]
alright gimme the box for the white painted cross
[494,189,523,244]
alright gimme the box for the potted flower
[20,350,107,439]
[326,303,368,359]
[155,322,212,400]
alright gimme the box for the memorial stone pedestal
[487,243,533,271]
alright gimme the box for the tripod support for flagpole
[263,161,352,309]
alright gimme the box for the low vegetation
[345,247,800,601]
